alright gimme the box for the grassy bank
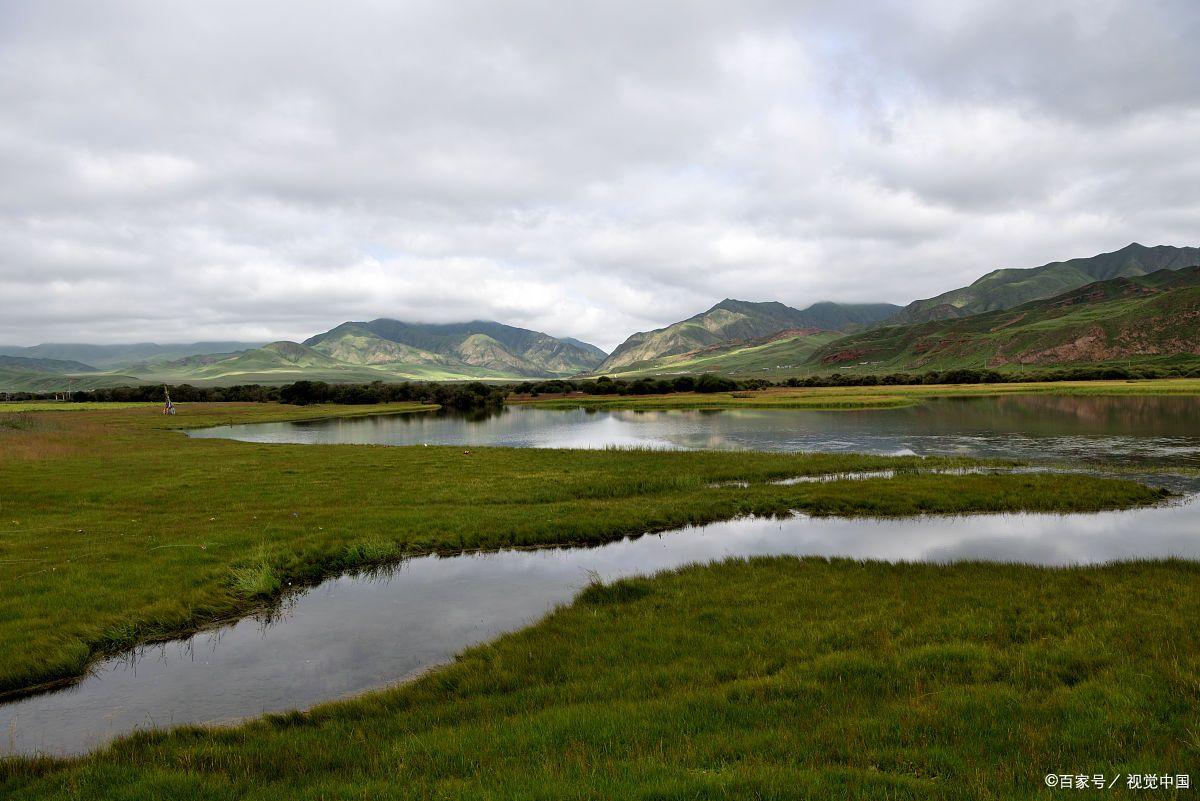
[516,377,1200,410]
[4,557,1198,799]
[0,403,1166,695]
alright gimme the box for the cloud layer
[2,0,1198,349]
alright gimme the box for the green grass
[600,330,842,378]
[0,403,1166,696]
[0,368,147,393]
[0,402,159,412]
[4,557,1197,799]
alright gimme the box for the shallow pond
[3,499,1198,757]
[7,393,1200,757]
[187,395,1200,467]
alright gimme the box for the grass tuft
[342,538,402,566]
[0,413,40,431]
[578,576,654,605]
[229,561,281,598]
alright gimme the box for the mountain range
[0,342,266,368]
[890,242,1200,324]
[0,322,612,390]
[810,266,1200,374]
[303,319,604,377]
[598,300,900,373]
[2,242,1198,391]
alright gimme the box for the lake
[186,395,1200,467]
[3,501,1197,757]
[5,393,1200,757]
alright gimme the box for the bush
[696,373,738,393]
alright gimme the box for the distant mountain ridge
[891,243,1200,324]
[0,354,99,374]
[4,242,1199,391]
[303,319,606,378]
[598,299,900,373]
[0,342,265,369]
[809,266,1200,373]
[558,337,608,361]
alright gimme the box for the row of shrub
[508,373,772,396]
[8,380,506,410]
[503,363,1200,395]
[5,363,1197,407]
[276,380,506,409]
[781,365,1200,387]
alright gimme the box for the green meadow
[4,558,1198,799]
[0,397,1192,799]
[0,402,1164,695]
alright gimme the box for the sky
[1,1,1198,351]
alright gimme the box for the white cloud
[0,0,1198,350]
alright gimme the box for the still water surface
[3,501,1197,757]
[187,395,1200,467]
[5,394,1200,756]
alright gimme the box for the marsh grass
[0,403,1169,696]
[578,574,654,605]
[341,538,404,565]
[230,561,282,598]
[3,557,1197,799]
[0,413,41,431]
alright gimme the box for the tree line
[5,380,506,409]
[3,363,1197,407]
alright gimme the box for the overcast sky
[2,1,1198,350]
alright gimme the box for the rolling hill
[131,341,349,380]
[598,328,843,378]
[0,367,144,393]
[0,342,265,369]
[303,319,606,378]
[0,355,99,374]
[809,266,1200,374]
[0,321,609,390]
[0,355,142,392]
[891,243,1200,324]
[124,339,551,385]
[6,247,1200,391]
[598,300,900,374]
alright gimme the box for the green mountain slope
[131,341,392,384]
[793,301,905,330]
[1,322,608,389]
[599,300,899,373]
[599,328,843,378]
[0,342,265,369]
[558,337,608,361]
[809,266,1200,374]
[0,355,98,373]
[297,325,450,367]
[892,243,1200,324]
[0,367,144,392]
[304,319,605,377]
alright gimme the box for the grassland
[517,377,1200,410]
[0,402,1168,698]
[0,367,146,393]
[3,557,1197,799]
[597,330,842,378]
